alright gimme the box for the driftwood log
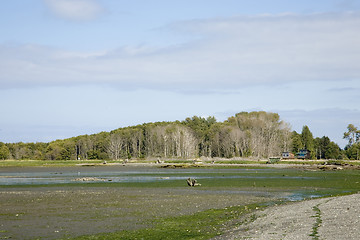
[74,177,106,182]
[186,177,201,187]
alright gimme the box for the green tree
[0,143,10,160]
[301,125,315,159]
[2,111,296,160]
[45,142,63,160]
[327,142,342,159]
[45,140,74,160]
[314,136,342,159]
[345,143,360,160]
[291,131,303,154]
[88,132,109,160]
[182,116,216,157]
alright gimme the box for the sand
[217,193,360,240]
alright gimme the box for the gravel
[218,193,360,240]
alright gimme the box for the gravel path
[218,193,360,240]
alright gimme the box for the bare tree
[107,133,124,160]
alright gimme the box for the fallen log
[186,177,201,187]
[73,177,106,182]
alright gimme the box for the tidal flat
[0,165,359,239]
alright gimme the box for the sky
[1,0,360,148]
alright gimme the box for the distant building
[297,149,311,159]
[282,152,295,159]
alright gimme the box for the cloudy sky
[1,0,359,147]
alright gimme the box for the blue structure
[297,149,311,159]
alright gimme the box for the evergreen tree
[345,143,360,160]
[291,131,303,153]
[314,136,342,159]
[301,125,315,159]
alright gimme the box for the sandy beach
[217,192,360,240]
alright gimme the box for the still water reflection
[0,166,314,185]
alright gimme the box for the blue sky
[1,0,360,147]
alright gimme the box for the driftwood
[186,177,201,187]
[74,177,106,182]
[156,158,164,164]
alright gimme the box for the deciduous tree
[0,143,9,160]
[343,124,360,147]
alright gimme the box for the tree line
[0,111,359,161]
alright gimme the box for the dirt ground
[0,186,269,240]
[217,192,360,240]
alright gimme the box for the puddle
[284,192,323,201]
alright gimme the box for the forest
[0,111,359,161]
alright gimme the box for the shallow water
[0,166,316,186]
[1,165,357,204]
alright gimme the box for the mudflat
[0,186,269,240]
[1,165,359,239]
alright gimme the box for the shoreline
[217,192,360,240]
[1,159,360,172]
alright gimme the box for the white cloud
[44,0,104,21]
[1,12,360,90]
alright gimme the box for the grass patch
[214,160,267,164]
[0,160,134,167]
[309,204,322,240]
